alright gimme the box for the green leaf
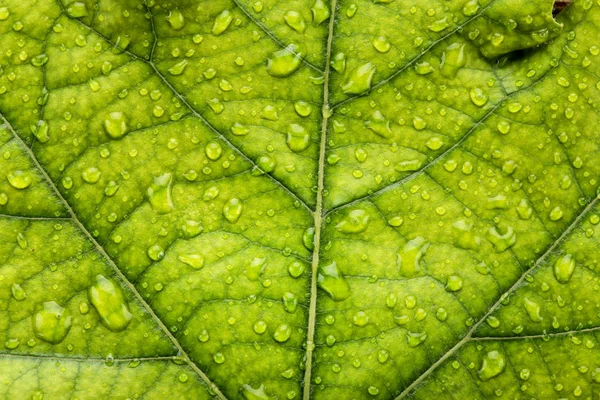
[0,0,599,399]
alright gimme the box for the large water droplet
[286,124,310,152]
[478,350,506,381]
[11,283,26,301]
[212,10,233,36]
[428,16,449,32]
[341,63,376,94]
[284,10,306,33]
[241,383,274,400]
[246,257,266,281]
[166,10,185,30]
[168,59,189,76]
[179,254,204,269]
[553,254,575,283]
[397,237,429,277]
[88,275,132,332]
[365,110,392,138]
[205,140,223,160]
[103,111,128,139]
[282,292,298,313]
[317,261,351,301]
[273,324,292,342]
[335,209,369,233]
[7,170,32,189]
[266,45,302,78]
[147,173,174,214]
[372,36,391,53]
[486,225,516,252]
[223,198,243,223]
[440,43,466,78]
[407,331,427,347]
[311,0,330,25]
[469,87,488,107]
[524,297,542,322]
[82,167,101,184]
[66,2,88,18]
[33,301,73,344]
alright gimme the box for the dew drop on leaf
[88,275,132,332]
[33,301,73,344]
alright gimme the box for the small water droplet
[397,237,429,277]
[469,87,488,107]
[372,36,391,53]
[273,324,292,342]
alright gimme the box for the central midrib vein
[303,0,338,398]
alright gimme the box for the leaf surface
[0,0,599,399]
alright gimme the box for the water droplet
[168,59,189,75]
[524,297,542,322]
[497,121,511,134]
[147,173,174,214]
[294,101,312,117]
[81,167,101,184]
[440,43,466,78]
[246,257,266,281]
[66,2,88,18]
[412,116,427,130]
[445,275,463,292]
[5,338,20,349]
[395,159,423,172]
[428,16,449,32]
[478,351,506,381]
[549,206,564,221]
[331,52,346,73]
[273,324,292,342]
[0,7,10,21]
[415,61,434,75]
[88,275,132,332]
[11,283,26,301]
[166,10,185,30]
[213,352,225,363]
[178,254,204,269]
[223,198,243,223]
[31,54,48,67]
[388,216,404,227]
[266,45,302,78]
[256,155,276,173]
[103,111,128,139]
[288,261,305,278]
[397,237,429,277]
[286,124,310,152]
[212,10,233,35]
[205,141,223,160]
[284,11,306,33]
[207,98,224,114]
[553,254,575,283]
[7,170,32,189]
[241,384,273,400]
[341,63,376,94]
[283,292,298,313]
[487,225,516,252]
[147,244,165,261]
[203,186,219,201]
[365,110,392,138]
[516,199,532,220]
[353,311,369,327]
[335,209,369,233]
[469,87,488,107]
[317,261,351,301]
[253,320,267,335]
[407,331,427,347]
[33,301,73,344]
[311,0,330,25]
[372,36,391,53]
[260,105,279,120]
